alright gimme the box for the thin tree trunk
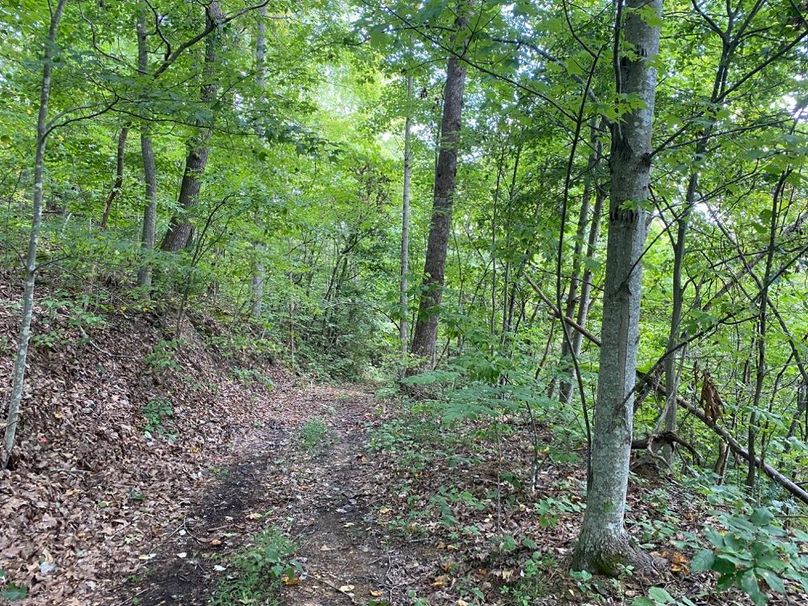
[136,3,158,290]
[100,127,129,229]
[559,122,603,403]
[785,381,806,448]
[400,74,413,367]
[656,26,733,464]
[747,173,786,489]
[250,249,265,318]
[410,10,469,366]
[570,174,605,363]
[2,0,69,469]
[655,169,698,463]
[250,5,268,318]
[572,0,662,575]
[160,1,224,252]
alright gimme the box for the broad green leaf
[756,568,785,593]
[690,549,715,572]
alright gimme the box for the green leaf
[712,556,736,575]
[691,549,715,572]
[631,598,655,606]
[705,527,725,548]
[647,586,674,603]
[750,507,774,527]
[740,569,766,605]
[756,568,785,593]
[0,584,28,601]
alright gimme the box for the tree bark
[400,74,414,367]
[3,0,69,469]
[160,1,224,252]
[100,127,129,229]
[410,9,469,366]
[136,2,158,289]
[572,0,662,575]
[250,5,268,318]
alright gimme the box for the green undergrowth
[298,417,330,453]
[211,528,299,606]
[369,380,808,606]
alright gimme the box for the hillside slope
[0,274,288,604]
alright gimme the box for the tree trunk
[572,0,662,575]
[100,127,129,229]
[747,173,786,489]
[250,6,268,318]
[160,1,224,252]
[251,245,265,318]
[400,74,413,367]
[2,0,69,469]
[136,3,158,290]
[655,169,697,464]
[559,121,603,403]
[410,11,469,366]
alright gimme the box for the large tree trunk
[400,74,413,367]
[2,0,69,469]
[410,11,469,366]
[100,127,129,229]
[160,1,224,252]
[137,2,158,290]
[572,0,662,575]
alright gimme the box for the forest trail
[126,384,428,606]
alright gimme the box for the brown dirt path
[120,385,430,606]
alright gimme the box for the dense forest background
[0,0,806,605]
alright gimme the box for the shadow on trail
[125,421,291,606]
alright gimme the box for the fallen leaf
[432,575,449,588]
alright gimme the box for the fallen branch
[639,375,808,505]
[631,431,703,465]
[525,276,808,505]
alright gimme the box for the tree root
[571,530,667,579]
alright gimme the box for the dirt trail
[123,384,428,606]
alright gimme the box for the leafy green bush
[689,507,808,605]
[632,586,696,606]
[230,366,274,388]
[0,569,27,601]
[144,339,181,372]
[141,398,176,439]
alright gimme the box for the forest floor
[1,276,803,606]
[125,383,435,606]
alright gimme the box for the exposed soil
[124,385,432,606]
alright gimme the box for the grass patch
[299,418,329,453]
